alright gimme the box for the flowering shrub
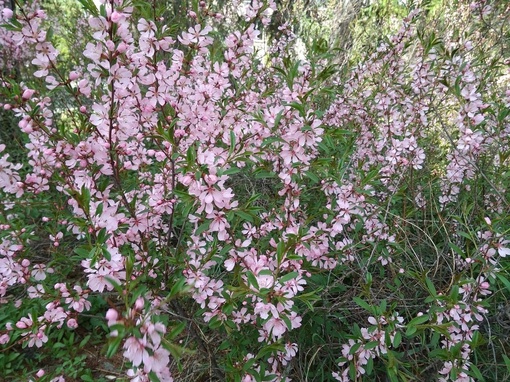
[0,0,509,381]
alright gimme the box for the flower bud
[15,321,28,329]
[134,297,144,311]
[22,89,35,100]
[105,308,118,323]
[0,333,9,344]
[69,71,80,81]
[117,42,127,53]
[2,8,13,19]
[106,40,115,52]
[110,11,122,23]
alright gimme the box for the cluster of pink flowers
[1,0,314,379]
[333,313,404,381]
[0,0,39,70]
[106,303,173,382]
[324,4,510,380]
[0,0,509,381]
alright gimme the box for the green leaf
[195,220,211,236]
[148,371,160,382]
[261,136,285,148]
[349,362,356,380]
[365,272,372,285]
[208,315,222,329]
[496,273,510,293]
[365,356,374,376]
[101,246,111,261]
[79,335,91,348]
[429,348,449,360]
[186,144,196,167]
[457,231,473,241]
[364,341,380,350]
[286,102,306,117]
[405,325,416,337]
[163,340,195,359]
[256,343,285,360]
[74,246,92,259]
[393,331,402,347]
[242,357,257,372]
[99,4,107,18]
[468,364,485,381]
[503,354,510,372]
[304,170,320,183]
[349,342,361,355]
[168,322,186,340]
[104,278,122,297]
[0,21,22,32]
[46,26,55,41]
[379,299,387,313]
[247,368,261,381]
[353,296,372,312]
[246,271,259,290]
[450,284,459,301]
[222,166,241,175]
[449,242,465,257]
[273,110,284,129]
[387,367,399,382]
[77,0,99,15]
[276,240,286,265]
[279,271,298,284]
[97,227,108,244]
[425,277,437,297]
[169,277,188,298]
[254,170,276,179]
[229,130,236,155]
[106,335,123,358]
[234,210,254,223]
[295,290,321,311]
[407,314,430,327]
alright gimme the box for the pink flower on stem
[264,317,287,339]
[144,347,170,373]
[0,333,10,344]
[123,336,149,367]
[1,8,13,19]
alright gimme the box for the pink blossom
[21,89,35,100]
[67,318,78,329]
[2,8,13,19]
[0,333,10,344]
[110,11,122,23]
[27,328,48,348]
[16,315,33,329]
[106,309,119,325]
[144,348,170,373]
[496,240,510,257]
[264,317,287,339]
[123,336,148,367]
